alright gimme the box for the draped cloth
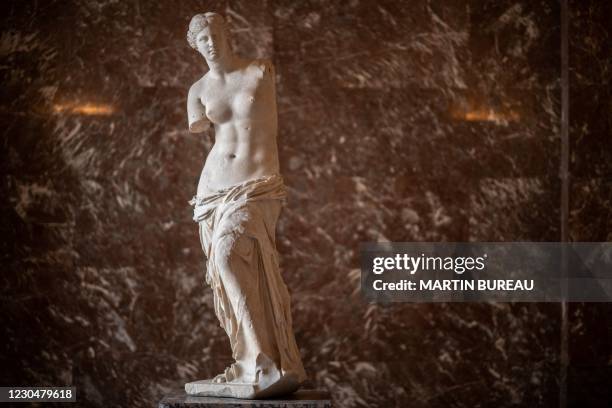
[189,174,306,385]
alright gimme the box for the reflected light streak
[53,102,115,115]
[451,104,520,124]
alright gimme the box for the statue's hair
[187,12,227,49]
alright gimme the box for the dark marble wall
[566,1,612,407]
[0,1,609,407]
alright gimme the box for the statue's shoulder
[189,74,208,95]
[188,74,211,105]
[248,58,275,80]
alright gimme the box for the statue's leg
[253,201,307,383]
[210,202,282,384]
[187,200,304,397]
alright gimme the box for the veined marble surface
[566,1,612,406]
[1,1,609,407]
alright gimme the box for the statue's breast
[204,96,233,124]
[231,91,258,119]
[231,66,272,119]
[203,62,272,124]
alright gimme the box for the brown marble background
[0,1,610,407]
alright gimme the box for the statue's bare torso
[188,58,279,195]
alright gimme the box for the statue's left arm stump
[158,390,332,408]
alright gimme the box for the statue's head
[187,12,231,62]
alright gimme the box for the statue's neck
[207,54,238,76]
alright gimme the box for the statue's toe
[212,373,227,383]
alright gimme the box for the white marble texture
[184,12,305,399]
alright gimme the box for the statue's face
[195,23,228,62]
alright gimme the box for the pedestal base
[158,390,332,408]
[185,372,301,399]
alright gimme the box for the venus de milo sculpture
[184,12,307,399]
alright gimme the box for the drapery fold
[189,174,306,384]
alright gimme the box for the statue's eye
[199,36,208,42]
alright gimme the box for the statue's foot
[185,370,301,399]
[252,370,301,399]
[210,365,237,384]
[186,354,304,399]
[211,373,226,383]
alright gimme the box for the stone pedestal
[158,390,332,408]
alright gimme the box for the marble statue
[183,12,307,399]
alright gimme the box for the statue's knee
[214,234,255,273]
